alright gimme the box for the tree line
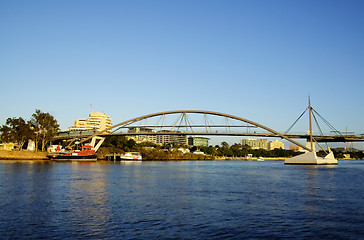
[97,136,300,159]
[97,136,212,160]
[200,141,299,158]
[0,110,60,151]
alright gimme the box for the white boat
[257,157,265,161]
[120,152,142,161]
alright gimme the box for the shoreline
[0,150,362,161]
[0,150,48,160]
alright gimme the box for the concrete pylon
[285,150,338,165]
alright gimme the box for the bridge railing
[56,130,99,139]
[53,110,364,150]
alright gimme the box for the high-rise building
[127,128,188,146]
[172,135,188,145]
[128,127,157,143]
[68,112,112,133]
[268,140,284,150]
[156,131,173,145]
[188,136,209,147]
[289,145,303,151]
[241,138,268,150]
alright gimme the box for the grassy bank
[0,150,48,160]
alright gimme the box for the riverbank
[0,150,48,160]
[1,150,362,161]
[214,156,288,161]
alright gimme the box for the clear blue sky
[1,0,364,148]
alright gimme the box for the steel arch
[89,110,310,151]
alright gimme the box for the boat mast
[308,96,313,151]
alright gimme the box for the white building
[68,112,112,133]
[268,140,284,150]
[289,145,303,151]
[128,127,157,143]
[241,138,268,150]
[127,128,188,145]
[188,136,209,147]
[156,131,188,145]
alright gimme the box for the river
[1,160,364,239]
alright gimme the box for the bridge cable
[178,113,185,132]
[161,114,166,131]
[185,114,194,133]
[112,120,137,133]
[312,109,343,137]
[154,115,163,132]
[204,114,208,133]
[171,113,183,132]
[284,108,308,135]
[184,113,188,132]
[311,110,329,151]
[204,114,213,133]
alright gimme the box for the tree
[0,117,34,150]
[103,136,127,148]
[138,141,157,148]
[126,138,136,151]
[200,146,215,155]
[30,109,60,151]
[102,136,137,152]
[221,141,229,148]
[190,146,198,152]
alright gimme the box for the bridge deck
[54,131,364,142]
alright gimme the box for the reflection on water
[0,160,364,239]
[68,163,109,237]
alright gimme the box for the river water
[1,160,364,239]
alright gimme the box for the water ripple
[1,160,364,239]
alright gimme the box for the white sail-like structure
[285,150,337,165]
[284,97,338,165]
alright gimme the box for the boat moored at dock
[105,152,142,162]
[120,152,142,161]
[47,145,97,161]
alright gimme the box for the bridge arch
[89,110,310,151]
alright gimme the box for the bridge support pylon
[284,97,338,165]
[284,150,337,165]
[90,136,105,152]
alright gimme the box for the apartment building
[128,127,157,143]
[68,112,112,133]
[188,136,209,147]
[241,138,268,150]
[268,140,284,150]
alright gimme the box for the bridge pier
[105,154,123,161]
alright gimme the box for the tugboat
[47,136,105,162]
[47,145,97,161]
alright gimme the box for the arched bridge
[56,110,364,150]
[59,110,326,151]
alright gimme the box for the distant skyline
[1,0,364,149]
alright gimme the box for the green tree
[221,141,229,148]
[200,146,215,155]
[102,136,138,152]
[0,117,34,150]
[126,138,136,151]
[30,109,60,151]
[103,136,127,148]
[190,146,198,152]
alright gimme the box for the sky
[1,0,364,149]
